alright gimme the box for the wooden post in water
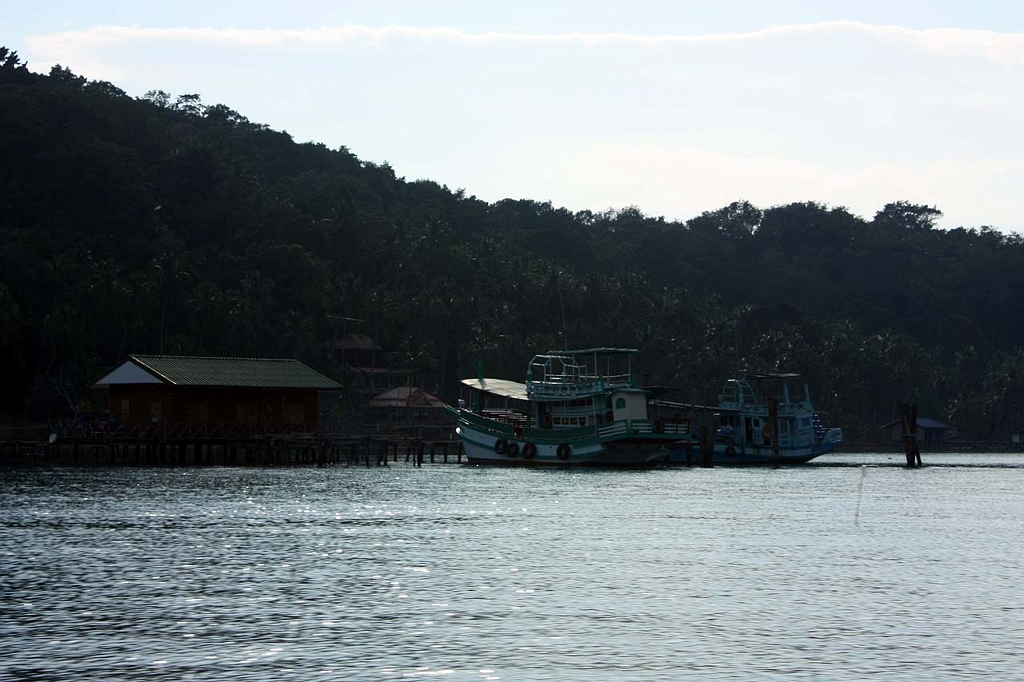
[699,424,713,467]
[769,397,780,466]
[899,403,923,467]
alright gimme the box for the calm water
[1,453,1023,681]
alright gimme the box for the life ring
[494,438,508,455]
[725,446,736,457]
[522,442,537,459]
[506,442,520,458]
[556,443,571,460]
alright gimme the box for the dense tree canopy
[2,48,1023,442]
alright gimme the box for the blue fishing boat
[667,373,843,465]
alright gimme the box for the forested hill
[3,47,1024,442]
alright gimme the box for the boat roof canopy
[544,347,638,356]
[460,377,529,401]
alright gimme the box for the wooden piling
[769,397,780,467]
[899,403,923,467]
[699,425,713,467]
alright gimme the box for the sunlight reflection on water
[1,453,1023,680]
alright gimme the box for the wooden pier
[0,422,463,467]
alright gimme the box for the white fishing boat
[450,348,688,467]
[686,373,843,465]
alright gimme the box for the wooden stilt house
[91,355,341,436]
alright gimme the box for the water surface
[2,453,1022,680]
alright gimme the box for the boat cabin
[717,373,821,449]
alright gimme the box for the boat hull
[456,421,674,468]
[667,440,839,466]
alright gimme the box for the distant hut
[368,386,450,436]
[331,333,381,369]
[331,333,416,406]
[92,355,341,430]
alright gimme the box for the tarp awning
[460,378,529,401]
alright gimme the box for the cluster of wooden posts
[0,431,463,468]
[899,403,924,467]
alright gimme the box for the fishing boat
[668,373,843,465]
[450,348,688,467]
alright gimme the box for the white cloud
[20,20,1024,232]
[26,21,1024,59]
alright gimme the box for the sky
[4,0,1023,231]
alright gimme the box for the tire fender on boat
[506,441,520,457]
[725,446,735,457]
[556,443,571,460]
[522,442,537,459]
[494,438,508,455]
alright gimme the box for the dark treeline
[3,47,1023,443]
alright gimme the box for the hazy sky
[5,1,1023,231]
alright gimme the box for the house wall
[108,386,320,424]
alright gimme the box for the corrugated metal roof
[128,355,342,389]
[880,417,950,430]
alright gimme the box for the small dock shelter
[882,416,950,446]
[92,355,341,426]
